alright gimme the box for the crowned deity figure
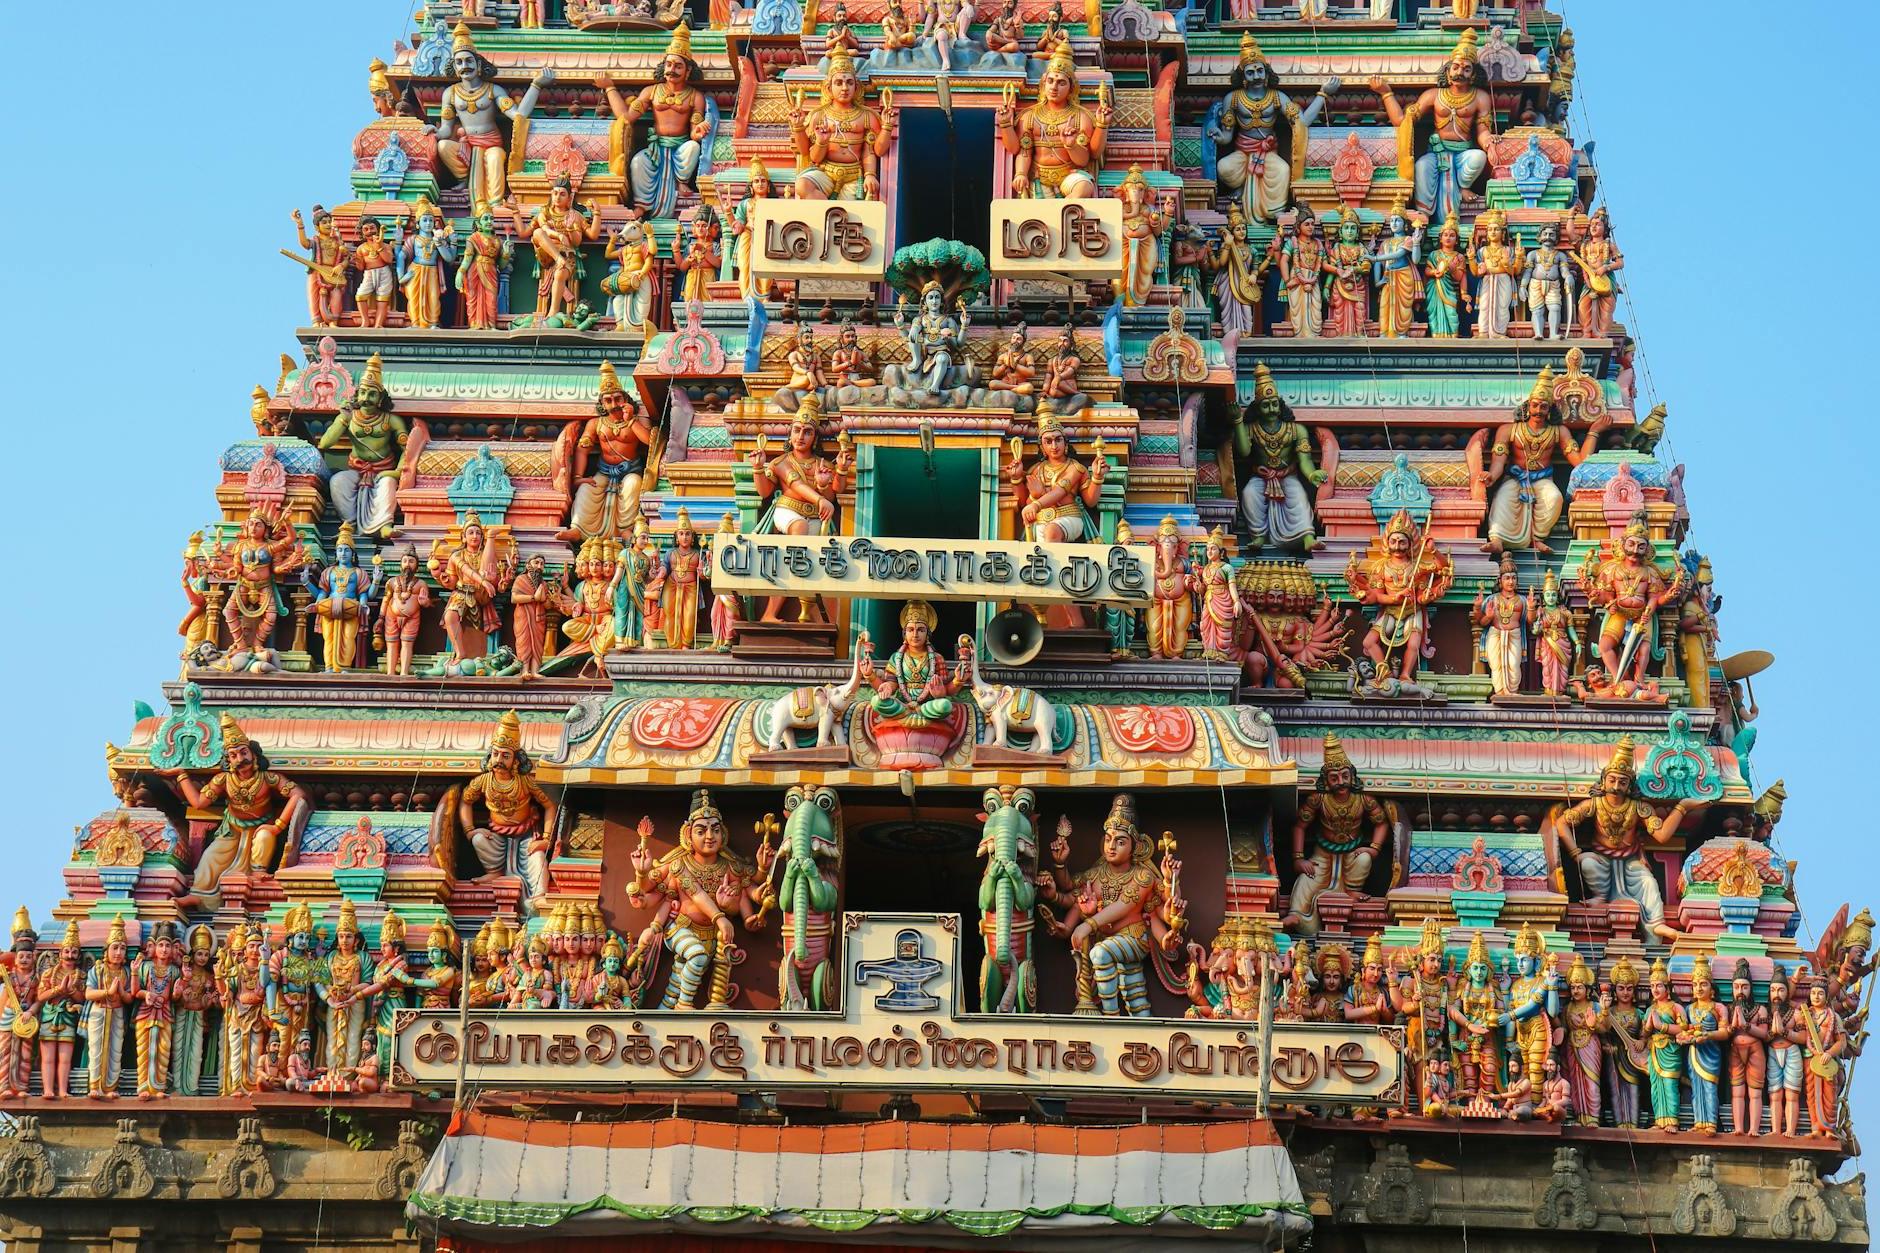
[862,601,964,722]
[598,25,710,218]
[317,901,376,1076]
[647,510,705,649]
[1560,953,1607,1126]
[352,217,398,329]
[1390,917,1454,1111]
[1116,165,1174,308]
[724,160,775,302]
[1209,207,1270,341]
[1279,212,1326,337]
[563,539,622,670]
[1323,207,1370,338]
[456,201,512,330]
[414,919,463,1014]
[1282,734,1390,936]
[1040,796,1187,1017]
[1644,957,1688,1130]
[214,925,267,1097]
[1533,571,1577,697]
[674,207,720,304]
[1006,408,1105,544]
[171,926,219,1097]
[398,196,457,330]
[790,50,897,201]
[1146,516,1192,660]
[566,362,657,543]
[1584,511,1687,687]
[1679,958,1729,1135]
[459,712,557,902]
[1472,555,1531,697]
[1573,208,1625,339]
[1368,197,1425,339]
[627,795,775,1010]
[429,510,512,663]
[1498,923,1560,1094]
[1368,30,1493,222]
[997,46,1110,200]
[290,206,348,328]
[1469,209,1522,339]
[1520,221,1575,340]
[1345,508,1455,683]
[269,904,324,1076]
[895,280,972,393]
[1234,363,1324,552]
[129,922,181,1101]
[170,714,311,911]
[214,510,306,661]
[1301,944,1351,1024]
[0,909,38,1100]
[1195,528,1242,662]
[1794,975,1848,1139]
[1211,35,1339,225]
[320,354,409,541]
[750,397,854,622]
[82,918,132,1101]
[1423,213,1471,338]
[34,923,83,1100]
[1554,736,1704,943]
[507,178,600,323]
[436,24,553,206]
[306,524,383,672]
[602,218,659,336]
[1598,956,1648,1127]
[1346,935,1396,1034]
[1448,931,1503,1100]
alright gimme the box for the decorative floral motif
[630,697,738,752]
[334,816,388,870]
[1103,705,1196,756]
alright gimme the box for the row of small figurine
[1188,916,1871,1141]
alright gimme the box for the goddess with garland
[1323,207,1369,337]
[1645,957,1687,1130]
[456,201,511,330]
[1279,213,1325,336]
[1423,213,1470,338]
[790,50,896,200]
[1039,795,1187,1017]
[1682,959,1729,1134]
[1209,34,1338,224]
[862,601,964,722]
[317,901,375,1075]
[1533,571,1576,696]
[627,795,775,1010]
[997,46,1110,199]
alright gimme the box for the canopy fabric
[409,1113,1311,1250]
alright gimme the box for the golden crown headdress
[1603,735,1637,779]
[220,713,251,752]
[1512,922,1543,958]
[451,22,478,53]
[899,600,939,631]
[665,22,694,61]
[598,361,624,394]
[490,710,523,752]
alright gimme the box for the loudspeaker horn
[985,607,1045,666]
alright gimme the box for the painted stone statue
[456,200,512,330]
[1521,221,1575,340]
[1644,957,1688,1131]
[626,791,774,1010]
[1281,733,1389,936]
[507,179,600,324]
[214,511,306,661]
[1367,30,1494,222]
[1369,197,1425,339]
[1210,34,1338,224]
[1498,923,1559,1093]
[435,23,554,205]
[566,361,656,543]
[750,398,853,622]
[1146,516,1192,660]
[1553,736,1705,943]
[997,46,1110,199]
[169,714,311,911]
[790,50,896,200]
[1472,555,1531,697]
[1573,208,1625,339]
[1039,795,1186,1017]
[1006,408,1105,543]
[458,711,557,902]
[1583,511,1687,687]
[83,918,132,1101]
[398,196,457,330]
[320,353,408,540]
[1345,508,1455,683]
[862,601,963,723]
[597,25,711,218]
[305,523,382,672]
[776,785,842,1011]
[1233,362,1323,551]
[1468,210,1522,339]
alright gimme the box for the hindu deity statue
[507,553,557,680]
[1209,207,1268,341]
[1345,935,1396,1032]
[1039,327,1085,411]
[567,362,656,544]
[1533,571,1577,697]
[591,935,632,1010]
[1006,408,1105,544]
[1344,508,1455,683]
[1498,923,1559,1093]
[602,219,659,336]
[1472,556,1531,697]
[129,922,180,1100]
[1766,969,1802,1136]
[269,904,324,1074]
[81,918,132,1100]
[508,940,555,1008]
[1234,363,1323,552]
[1723,957,1767,1136]
[724,160,775,302]
[1303,944,1352,1023]
[614,525,656,652]
[1195,527,1242,662]
[318,901,375,1075]
[1116,166,1173,308]
[1645,957,1688,1131]
[1368,30,1494,222]
[1210,34,1338,224]
[1185,918,1270,1021]
[353,217,397,329]
[1282,734,1389,936]
[169,714,310,911]
[290,206,347,328]
[1516,221,1572,339]
[982,0,1021,56]
[1675,556,1719,712]
[368,912,414,1071]
[1323,207,1370,337]
[171,926,219,1097]
[1145,516,1192,660]
[459,711,557,902]
[1448,930,1503,1101]
[179,531,213,657]
[1560,954,1606,1126]
[1040,795,1186,1017]
[1423,213,1470,338]
[598,25,710,218]
[0,909,38,1100]
[1369,197,1424,338]
[647,510,704,649]
[790,50,896,201]
[375,546,429,677]
[321,353,409,541]
[429,510,512,663]
[214,510,306,661]
[1390,918,1452,1108]
[1584,511,1687,685]
[397,196,456,330]
[861,601,964,722]
[306,524,383,672]
[1683,960,1732,1134]
[750,398,853,622]
[894,280,973,394]
[33,923,83,1100]
[456,201,512,330]
[627,793,775,1010]
[436,23,553,205]
[216,925,268,1097]
[562,538,619,669]
[675,208,721,303]
[1279,213,1326,336]
[1795,975,1847,1139]
[828,318,879,390]
[1556,736,1704,943]
[1599,956,1648,1127]
[507,179,600,324]
[1468,210,1522,338]
[1573,208,1624,338]
[997,46,1110,199]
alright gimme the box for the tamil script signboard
[748,200,891,282]
[990,198,1124,279]
[392,914,1403,1105]
[710,534,1157,606]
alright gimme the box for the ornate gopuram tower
[0,2,1867,1251]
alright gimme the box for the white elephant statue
[965,643,1056,756]
[761,633,872,752]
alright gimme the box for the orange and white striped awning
[409,1113,1310,1250]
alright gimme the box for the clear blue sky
[0,3,1873,1148]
